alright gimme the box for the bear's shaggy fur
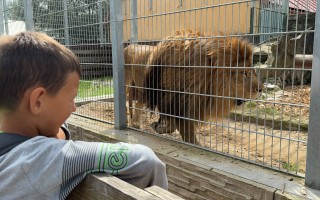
[144,30,262,144]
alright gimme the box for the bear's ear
[207,38,253,67]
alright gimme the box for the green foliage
[246,101,257,109]
[264,107,276,115]
[7,0,110,44]
[282,161,299,172]
[6,0,24,20]
[255,107,277,116]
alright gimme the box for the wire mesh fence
[1,0,319,185]
[121,0,314,178]
[0,0,114,131]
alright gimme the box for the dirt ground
[76,85,310,174]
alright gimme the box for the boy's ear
[29,87,46,115]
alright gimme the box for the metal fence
[258,0,287,43]
[1,0,320,189]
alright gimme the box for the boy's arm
[22,139,167,199]
[59,141,167,196]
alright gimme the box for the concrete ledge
[67,116,320,200]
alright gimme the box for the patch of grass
[282,162,299,172]
[265,107,276,115]
[260,94,266,100]
[257,107,277,115]
[78,80,113,98]
[246,101,257,109]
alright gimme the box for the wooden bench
[67,174,184,200]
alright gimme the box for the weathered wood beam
[67,174,183,200]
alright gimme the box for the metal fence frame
[1,0,320,190]
[305,1,320,189]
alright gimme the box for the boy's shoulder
[0,133,31,156]
[0,133,69,157]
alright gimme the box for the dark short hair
[0,31,81,111]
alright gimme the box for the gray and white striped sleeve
[58,139,168,199]
[59,141,131,199]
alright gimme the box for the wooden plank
[145,185,185,200]
[67,174,160,200]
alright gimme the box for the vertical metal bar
[250,0,255,34]
[110,0,126,129]
[3,0,8,35]
[149,0,152,11]
[98,0,105,45]
[63,0,70,45]
[282,0,289,14]
[282,0,289,32]
[305,2,320,189]
[0,0,4,35]
[24,0,34,31]
[131,0,138,42]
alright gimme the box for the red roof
[289,0,317,12]
[263,0,317,12]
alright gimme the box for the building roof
[289,0,317,12]
[262,0,317,12]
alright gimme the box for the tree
[7,0,110,44]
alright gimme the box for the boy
[0,31,168,199]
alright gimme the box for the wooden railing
[67,174,184,200]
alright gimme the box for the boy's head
[0,31,81,137]
[0,31,81,112]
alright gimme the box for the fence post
[282,0,289,14]
[110,0,126,129]
[249,0,255,36]
[63,0,70,45]
[130,0,138,42]
[305,3,320,189]
[24,0,34,31]
[281,0,289,33]
[149,0,152,11]
[2,0,8,35]
[98,0,106,45]
[0,0,4,35]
